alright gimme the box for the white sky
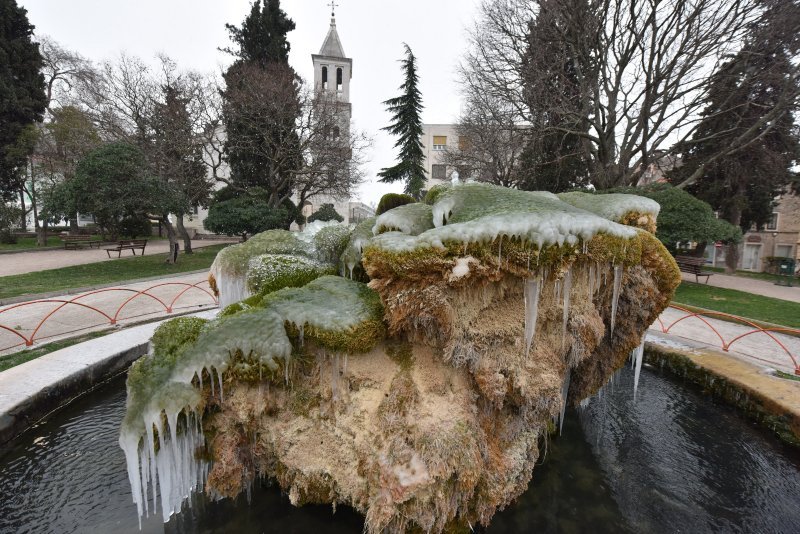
[19,0,480,207]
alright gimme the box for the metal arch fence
[0,281,218,353]
[655,305,800,375]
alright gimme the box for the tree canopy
[378,44,426,199]
[0,0,46,200]
[600,184,741,253]
[307,203,344,223]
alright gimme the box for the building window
[322,66,328,90]
[191,204,199,215]
[433,136,447,151]
[336,67,343,91]
[776,244,792,259]
[432,164,447,180]
[766,212,779,230]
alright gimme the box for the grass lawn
[673,282,800,329]
[0,243,227,300]
[0,235,100,251]
[0,330,110,372]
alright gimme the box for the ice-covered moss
[246,254,336,295]
[151,317,209,362]
[214,230,315,277]
[261,275,385,353]
[341,216,377,280]
[558,191,660,223]
[423,183,451,205]
[373,203,435,236]
[313,224,353,264]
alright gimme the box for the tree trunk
[724,198,744,274]
[69,214,79,234]
[37,220,48,247]
[175,214,193,254]
[18,188,26,231]
[161,216,180,264]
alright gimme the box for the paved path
[0,238,237,277]
[650,306,800,374]
[0,272,218,356]
[681,271,800,303]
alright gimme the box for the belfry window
[322,66,328,90]
[336,67,343,91]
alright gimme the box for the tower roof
[319,16,346,58]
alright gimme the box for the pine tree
[223,0,295,66]
[378,44,426,199]
[0,0,47,200]
[671,0,800,271]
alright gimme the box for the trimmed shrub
[376,193,416,215]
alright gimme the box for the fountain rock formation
[120,183,679,532]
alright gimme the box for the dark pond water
[1,364,799,534]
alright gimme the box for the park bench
[61,235,101,250]
[675,255,714,284]
[105,239,148,258]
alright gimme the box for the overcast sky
[19,0,481,207]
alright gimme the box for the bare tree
[463,0,763,189]
[222,62,367,209]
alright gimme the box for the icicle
[582,240,588,255]
[284,356,291,385]
[298,324,304,347]
[559,368,571,435]
[561,267,572,350]
[218,370,224,404]
[497,236,503,266]
[610,265,623,336]
[523,277,542,356]
[198,368,203,391]
[633,339,645,400]
[210,367,215,397]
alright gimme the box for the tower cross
[328,0,338,17]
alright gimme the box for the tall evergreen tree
[0,0,47,200]
[518,0,595,193]
[670,0,800,271]
[221,0,299,205]
[671,0,800,270]
[378,44,426,199]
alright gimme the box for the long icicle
[561,267,572,350]
[524,277,542,356]
[633,338,645,400]
[610,265,623,336]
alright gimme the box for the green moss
[151,317,209,361]
[377,193,416,215]
[386,340,415,371]
[213,229,316,277]
[246,254,336,295]
[423,183,451,205]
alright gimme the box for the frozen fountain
[118,183,679,533]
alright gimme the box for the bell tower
[312,3,352,123]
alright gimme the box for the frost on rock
[121,182,680,534]
[373,203,435,236]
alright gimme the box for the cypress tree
[221,0,299,205]
[0,0,46,200]
[378,44,426,199]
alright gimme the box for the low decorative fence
[0,281,218,353]
[654,305,800,375]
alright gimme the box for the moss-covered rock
[246,254,336,296]
[377,193,416,215]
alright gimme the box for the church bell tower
[312,3,352,125]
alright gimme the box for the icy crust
[210,223,354,307]
[369,183,638,257]
[120,276,385,524]
[245,254,335,295]
[557,191,660,223]
[373,203,435,236]
[341,216,377,280]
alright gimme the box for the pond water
[1,364,799,534]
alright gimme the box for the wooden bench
[61,235,101,250]
[675,255,714,284]
[105,239,148,258]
